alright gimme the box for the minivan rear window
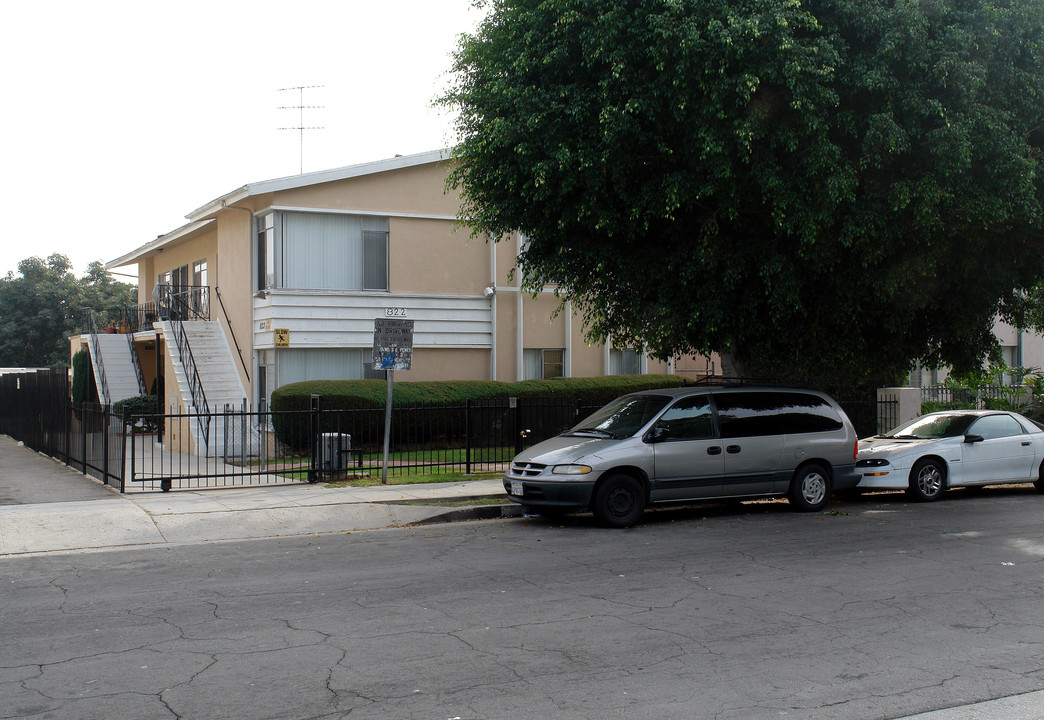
[715,392,843,438]
[775,393,844,434]
[715,393,784,438]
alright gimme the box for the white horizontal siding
[253,291,493,350]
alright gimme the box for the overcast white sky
[0,0,485,280]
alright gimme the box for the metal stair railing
[127,331,146,395]
[162,285,210,447]
[215,285,250,385]
[82,308,111,406]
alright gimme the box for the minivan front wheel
[788,463,831,512]
[592,474,645,528]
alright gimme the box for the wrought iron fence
[128,396,602,489]
[3,372,891,493]
[0,369,126,490]
[128,406,313,491]
[921,384,1030,410]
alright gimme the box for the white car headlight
[552,464,593,475]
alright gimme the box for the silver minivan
[503,386,860,527]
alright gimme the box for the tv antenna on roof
[278,85,325,174]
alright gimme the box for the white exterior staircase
[161,320,255,457]
[88,333,143,404]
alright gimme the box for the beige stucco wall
[274,161,462,218]
[149,229,217,291]
[161,343,195,453]
[390,217,485,295]
[395,348,490,382]
[133,338,159,394]
[215,209,253,391]
[494,233,521,286]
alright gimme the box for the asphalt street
[4,479,1044,720]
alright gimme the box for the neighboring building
[72,150,712,453]
[908,319,1044,387]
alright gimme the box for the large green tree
[443,0,1044,386]
[0,255,136,368]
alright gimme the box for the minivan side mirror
[646,426,669,443]
[964,433,984,444]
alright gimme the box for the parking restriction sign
[372,318,414,371]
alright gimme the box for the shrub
[113,395,160,433]
[269,375,687,449]
[71,350,93,403]
[271,375,684,411]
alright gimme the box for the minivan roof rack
[687,375,795,387]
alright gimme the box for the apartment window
[259,211,389,291]
[171,264,189,292]
[610,348,640,375]
[524,349,564,380]
[363,230,389,290]
[257,213,275,291]
[192,260,209,315]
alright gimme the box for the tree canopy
[0,255,137,367]
[443,0,1044,386]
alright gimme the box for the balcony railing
[107,286,211,334]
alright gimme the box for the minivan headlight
[552,464,593,475]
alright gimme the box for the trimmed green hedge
[113,395,160,433]
[268,375,688,450]
[270,375,687,412]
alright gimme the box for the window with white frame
[257,213,275,291]
[192,259,208,316]
[523,349,564,379]
[256,211,389,291]
[610,348,640,375]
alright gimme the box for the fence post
[515,397,524,456]
[465,399,472,475]
[81,404,88,475]
[102,405,110,487]
[309,394,321,483]
[120,407,128,493]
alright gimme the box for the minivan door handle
[707,446,722,455]
[726,445,741,454]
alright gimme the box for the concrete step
[161,320,253,457]
[88,333,144,403]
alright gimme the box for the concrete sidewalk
[0,436,515,556]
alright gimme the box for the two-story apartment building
[74,150,708,454]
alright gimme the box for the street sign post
[372,318,414,483]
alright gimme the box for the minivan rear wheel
[788,463,831,512]
[592,474,645,528]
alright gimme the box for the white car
[856,410,1044,500]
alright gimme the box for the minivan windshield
[565,394,672,439]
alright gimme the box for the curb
[407,502,524,525]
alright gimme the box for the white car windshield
[566,394,673,439]
[878,413,977,440]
